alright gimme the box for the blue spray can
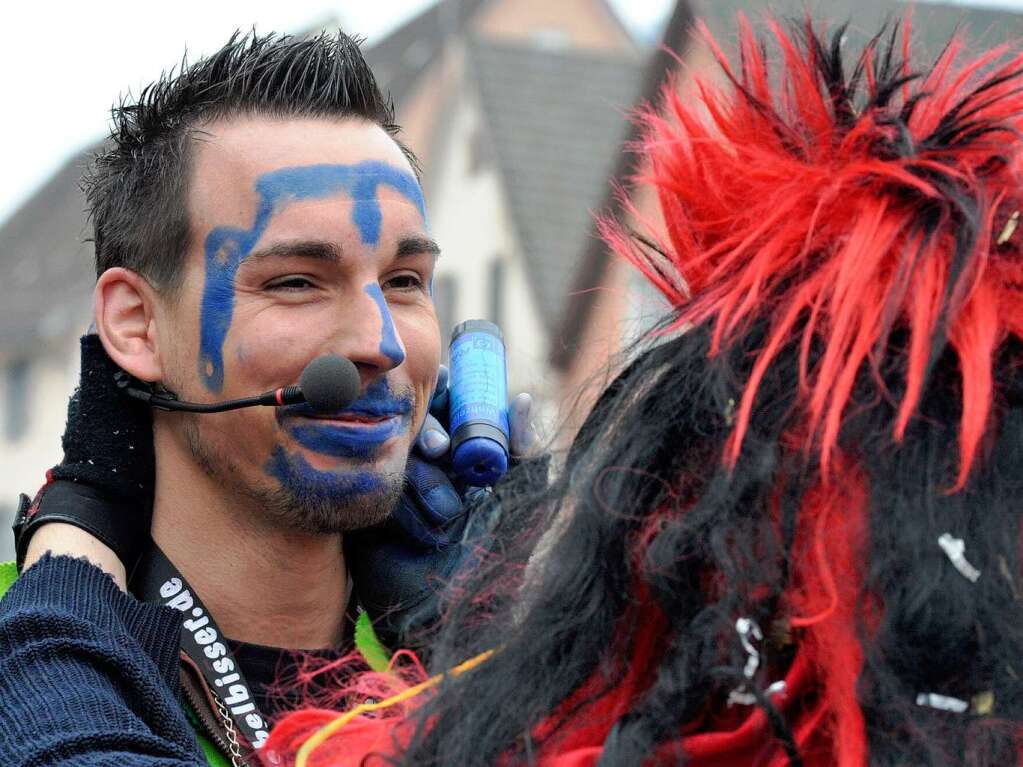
[449,319,509,486]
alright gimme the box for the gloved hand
[345,365,543,649]
[13,333,155,571]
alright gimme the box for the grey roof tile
[0,149,96,355]
[365,0,487,109]
[467,37,642,332]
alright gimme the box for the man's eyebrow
[396,236,441,259]
[245,240,343,263]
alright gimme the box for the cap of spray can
[448,319,509,486]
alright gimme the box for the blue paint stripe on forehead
[255,162,427,246]
[197,160,425,392]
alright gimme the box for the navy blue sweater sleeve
[0,554,206,766]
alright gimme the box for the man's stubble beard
[182,417,403,534]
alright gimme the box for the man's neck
[150,439,348,650]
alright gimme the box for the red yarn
[260,649,428,766]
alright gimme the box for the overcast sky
[0,0,1021,222]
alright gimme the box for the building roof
[551,0,1023,369]
[0,149,96,356]
[467,36,643,333]
[365,0,488,109]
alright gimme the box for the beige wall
[425,84,557,424]
[395,0,647,446]
[0,335,79,561]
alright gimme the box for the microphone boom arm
[116,371,304,413]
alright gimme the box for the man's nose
[332,283,407,376]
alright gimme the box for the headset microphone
[116,354,361,414]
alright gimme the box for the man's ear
[94,267,164,383]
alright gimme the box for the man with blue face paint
[2,31,539,766]
[184,147,437,534]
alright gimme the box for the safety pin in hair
[937,533,981,583]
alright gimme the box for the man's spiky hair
[83,30,415,292]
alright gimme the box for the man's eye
[266,276,315,291]
[384,274,426,292]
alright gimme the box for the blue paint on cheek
[197,161,426,392]
[199,225,264,390]
[364,283,406,366]
[266,446,384,501]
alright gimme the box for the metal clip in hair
[915,691,994,715]
[724,398,736,427]
[736,617,762,679]
[916,692,969,713]
[937,533,981,583]
[727,617,787,706]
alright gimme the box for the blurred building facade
[0,153,97,558]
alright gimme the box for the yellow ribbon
[294,649,495,767]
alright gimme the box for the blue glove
[344,366,540,649]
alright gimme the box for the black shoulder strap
[131,545,270,750]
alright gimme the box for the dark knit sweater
[0,554,206,766]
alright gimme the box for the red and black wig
[271,17,1023,766]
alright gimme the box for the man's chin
[295,444,400,475]
[184,420,404,534]
[257,445,404,534]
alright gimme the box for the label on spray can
[449,320,509,486]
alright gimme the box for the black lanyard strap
[132,545,270,750]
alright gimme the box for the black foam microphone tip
[299,355,361,413]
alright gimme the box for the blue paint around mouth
[363,283,406,366]
[286,419,404,459]
[198,161,426,392]
[266,446,384,502]
[277,378,413,459]
[279,378,412,419]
